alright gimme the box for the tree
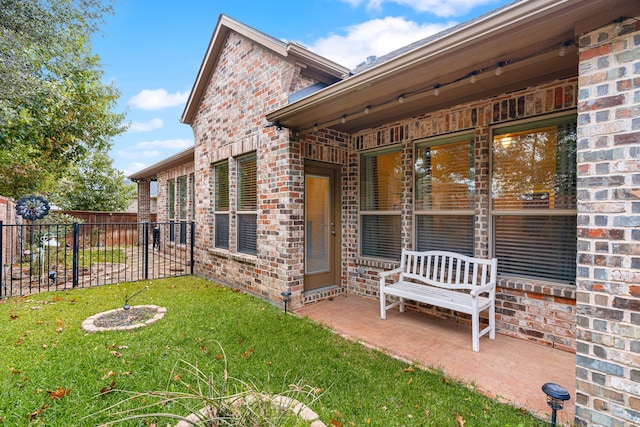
[0,0,126,199]
[51,151,136,212]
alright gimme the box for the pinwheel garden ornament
[15,195,51,221]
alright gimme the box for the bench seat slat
[384,281,492,314]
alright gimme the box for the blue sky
[92,0,514,176]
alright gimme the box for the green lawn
[0,277,545,426]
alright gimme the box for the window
[237,154,257,255]
[214,162,229,250]
[178,176,188,220]
[190,173,195,219]
[491,116,577,283]
[177,176,188,244]
[168,178,176,242]
[360,148,402,260]
[168,179,176,220]
[415,135,475,256]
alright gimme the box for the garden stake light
[542,382,570,426]
[281,290,291,314]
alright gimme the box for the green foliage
[50,151,137,212]
[0,0,126,199]
[0,278,545,426]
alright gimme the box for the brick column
[136,179,151,224]
[575,17,640,427]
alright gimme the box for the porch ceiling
[267,0,640,134]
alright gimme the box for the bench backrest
[399,249,497,291]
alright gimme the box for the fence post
[0,220,3,299]
[72,223,79,288]
[190,221,195,275]
[143,222,149,280]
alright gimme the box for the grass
[0,277,546,426]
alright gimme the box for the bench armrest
[379,267,403,289]
[470,281,496,297]
[379,267,402,279]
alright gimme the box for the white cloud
[122,162,148,176]
[118,149,161,159]
[342,0,499,17]
[133,139,193,149]
[128,89,189,110]
[129,118,164,132]
[308,17,454,69]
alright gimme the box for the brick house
[132,1,640,425]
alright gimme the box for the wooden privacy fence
[0,221,194,298]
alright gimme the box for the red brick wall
[190,31,322,305]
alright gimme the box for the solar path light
[542,382,570,427]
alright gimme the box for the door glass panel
[305,175,330,274]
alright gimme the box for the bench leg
[399,297,405,313]
[472,307,480,352]
[380,292,387,320]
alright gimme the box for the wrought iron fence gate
[0,221,195,298]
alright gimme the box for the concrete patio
[297,294,576,426]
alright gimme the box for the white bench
[379,249,498,352]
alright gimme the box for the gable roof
[181,14,349,125]
[267,0,640,134]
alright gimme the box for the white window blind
[415,136,475,255]
[360,148,402,260]
[214,162,229,250]
[492,117,577,283]
[237,154,257,255]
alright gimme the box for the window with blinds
[168,178,176,242]
[237,154,257,255]
[414,135,475,255]
[491,116,577,283]
[214,162,229,250]
[178,175,187,220]
[360,148,402,260]
[168,179,175,220]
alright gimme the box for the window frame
[359,145,403,261]
[413,132,475,256]
[213,161,230,250]
[236,153,257,256]
[489,114,577,284]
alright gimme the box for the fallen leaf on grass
[11,368,20,375]
[120,371,134,376]
[55,327,64,334]
[100,381,116,396]
[47,387,71,400]
[456,413,466,427]
[101,370,116,380]
[404,366,415,373]
[110,351,122,357]
[215,354,224,360]
[330,420,344,427]
[15,339,23,346]
[28,404,48,421]
[106,344,128,350]
[173,373,183,382]
[241,348,254,359]
[52,296,64,302]
[10,314,18,320]
[199,346,209,354]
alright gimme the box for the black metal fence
[0,221,195,298]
